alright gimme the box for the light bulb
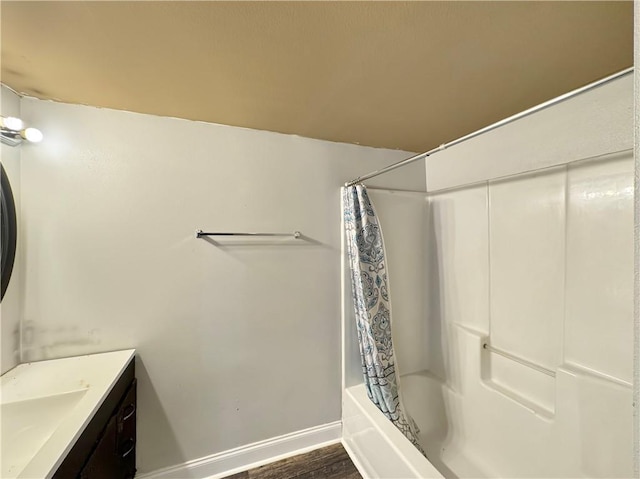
[2,117,24,131]
[22,128,43,143]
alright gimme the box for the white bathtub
[341,371,488,479]
[341,383,444,479]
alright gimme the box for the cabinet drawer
[117,379,137,478]
[117,379,136,434]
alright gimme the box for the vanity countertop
[1,349,136,479]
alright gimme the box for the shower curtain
[343,185,423,453]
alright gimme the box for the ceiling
[0,1,633,152]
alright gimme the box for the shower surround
[342,73,634,478]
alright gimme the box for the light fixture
[1,116,43,147]
[22,127,43,143]
[1,117,24,131]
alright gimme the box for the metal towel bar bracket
[195,230,302,239]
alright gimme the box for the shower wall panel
[428,186,489,336]
[366,190,429,377]
[410,153,634,477]
[426,186,489,387]
[414,75,632,477]
[564,154,634,383]
[489,167,566,373]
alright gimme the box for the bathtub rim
[342,384,445,479]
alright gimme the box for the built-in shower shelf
[482,343,556,377]
[481,340,556,416]
[483,378,555,419]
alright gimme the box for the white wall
[0,85,22,374]
[15,97,423,474]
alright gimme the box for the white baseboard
[136,421,342,479]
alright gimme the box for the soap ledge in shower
[481,379,555,420]
[479,336,556,418]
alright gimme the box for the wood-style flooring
[224,443,362,479]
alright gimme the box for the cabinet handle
[121,439,135,459]
[122,404,136,421]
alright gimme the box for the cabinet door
[79,415,119,479]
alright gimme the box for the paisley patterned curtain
[343,184,424,453]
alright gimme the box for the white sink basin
[0,349,135,478]
[1,389,88,478]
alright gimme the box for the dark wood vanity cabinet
[53,359,136,479]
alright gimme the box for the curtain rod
[345,66,634,187]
